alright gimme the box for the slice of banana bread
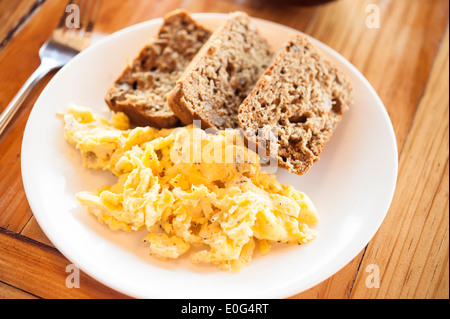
[238,34,353,175]
[105,10,211,128]
[167,12,273,130]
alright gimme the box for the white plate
[21,13,398,299]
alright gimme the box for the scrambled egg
[62,106,319,272]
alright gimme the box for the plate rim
[21,13,398,299]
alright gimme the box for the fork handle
[0,61,59,136]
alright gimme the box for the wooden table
[0,0,448,299]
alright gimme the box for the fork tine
[86,0,102,35]
[78,0,102,35]
[50,0,102,52]
[55,0,77,31]
[77,0,87,25]
[77,0,91,31]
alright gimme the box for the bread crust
[238,34,354,175]
[105,10,211,128]
[167,12,273,130]
[106,96,181,128]
[167,82,216,130]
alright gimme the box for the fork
[0,0,102,136]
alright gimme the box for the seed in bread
[105,10,211,128]
[167,11,273,130]
[238,34,354,175]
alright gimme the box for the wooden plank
[290,252,364,298]
[349,28,449,299]
[0,0,43,48]
[0,229,130,299]
[0,282,38,299]
[20,216,55,248]
[0,73,54,232]
[93,0,185,35]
